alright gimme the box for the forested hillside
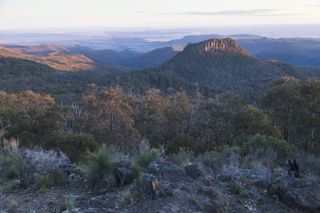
[0,47,95,72]
[1,37,320,212]
[1,38,320,102]
[1,77,319,156]
[162,38,320,100]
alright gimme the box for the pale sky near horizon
[0,0,320,30]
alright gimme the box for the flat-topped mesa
[185,38,251,56]
[204,38,238,51]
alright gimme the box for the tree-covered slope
[161,38,320,98]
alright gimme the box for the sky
[0,0,320,30]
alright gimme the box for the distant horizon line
[1,24,320,42]
[1,23,320,32]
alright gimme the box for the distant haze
[1,25,320,48]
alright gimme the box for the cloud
[139,9,298,17]
[305,1,320,7]
[179,9,282,16]
[136,11,148,14]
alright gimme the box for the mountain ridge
[0,46,94,72]
[1,38,320,102]
[161,38,320,99]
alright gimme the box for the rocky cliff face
[184,38,251,56]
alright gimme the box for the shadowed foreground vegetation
[1,76,320,212]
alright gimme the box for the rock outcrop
[183,38,251,56]
[271,173,320,212]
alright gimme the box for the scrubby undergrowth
[1,137,320,212]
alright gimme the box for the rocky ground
[1,150,320,213]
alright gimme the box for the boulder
[22,148,71,173]
[20,149,80,187]
[147,160,187,182]
[271,174,320,212]
[113,167,134,187]
[278,180,320,212]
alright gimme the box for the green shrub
[7,199,18,213]
[229,182,249,198]
[136,148,160,168]
[84,144,111,183]
[197,145,241,170]
[48,132,97,163]
[36,175,50,190]
[36,172,66,190]
[119,189,135,205]
[169,148,195,167]
[131,163,143,179]
[5,164,21,180]
[166,135,202,154]
[3,154,25,181]
[50,170,67,186]
[242,134,296,161]
[63,196,75,211]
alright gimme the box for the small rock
[88,197,107,207]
